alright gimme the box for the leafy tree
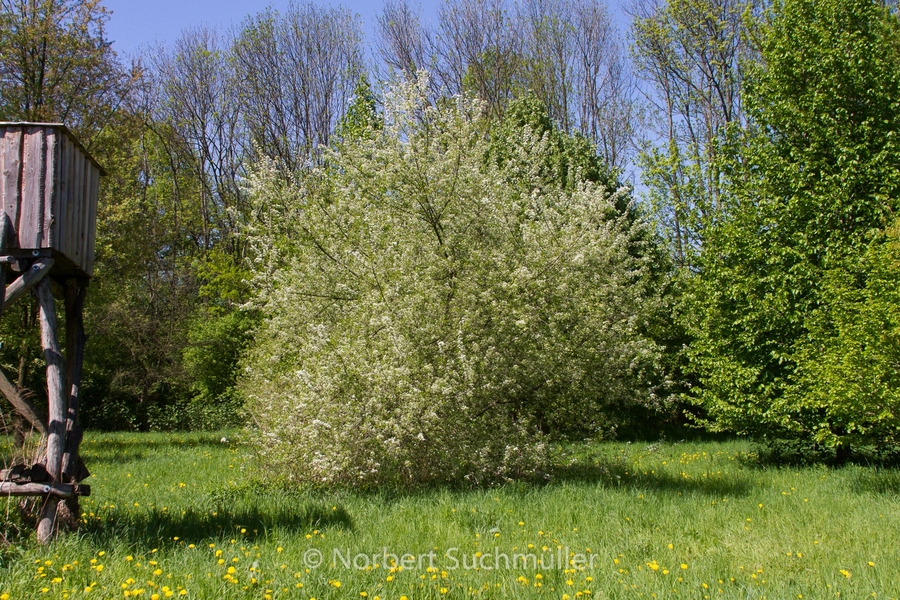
[790,223,900,449]
[686,0,900,449]
[0,0,138,436]
[82,107,253,431]
[82,117,201,430]
[488,93,619,195]
[241,81,664,486]
[335,76,382,143]
[0,0,134,139]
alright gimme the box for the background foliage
[1,0,899,475]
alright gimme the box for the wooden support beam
[0,268,5,330]
[3,257,54,310]
[61,280,88,481]
[0,203,7,319]
[35,278,67,544]
[0,366,47,435]
[0,255,27,271]
[0,482,90,498]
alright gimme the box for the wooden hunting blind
[0,123,102,276]
[0,123,99,543]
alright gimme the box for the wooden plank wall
[0,124,100,277]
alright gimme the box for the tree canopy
[683,0,900,450]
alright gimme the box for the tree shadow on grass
[80,433,228,465]
[849,468,900,496]
[83,485,353,550]
[547,460,752,498]
[351,458,753,505]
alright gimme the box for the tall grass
[2,432,899,598]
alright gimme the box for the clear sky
[103,0,433,58]
[102,0,631,59]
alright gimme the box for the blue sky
[103,0,631,58]
[105,1,434,57]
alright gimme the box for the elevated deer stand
[0,123,101,543]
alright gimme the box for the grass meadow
[2,432,900,599]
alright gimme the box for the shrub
[240,82,663,487]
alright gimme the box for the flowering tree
[240,81,663,486]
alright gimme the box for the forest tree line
[1,0,899,476]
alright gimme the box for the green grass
[2,432,900,599]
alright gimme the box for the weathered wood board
[0,123,104,277]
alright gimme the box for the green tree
[0,0,133,139]
[686,0,900,449]
[488,93,619,195]
[335,76,382,143]
[0,0,138,435]
[790,224,900,449]
[82,116,202,430]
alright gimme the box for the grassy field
[1,432,899,599]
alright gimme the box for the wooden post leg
[0,211,7,319]
[35,278,67,544]
[59,279,88,525]
[0,267,6,321]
